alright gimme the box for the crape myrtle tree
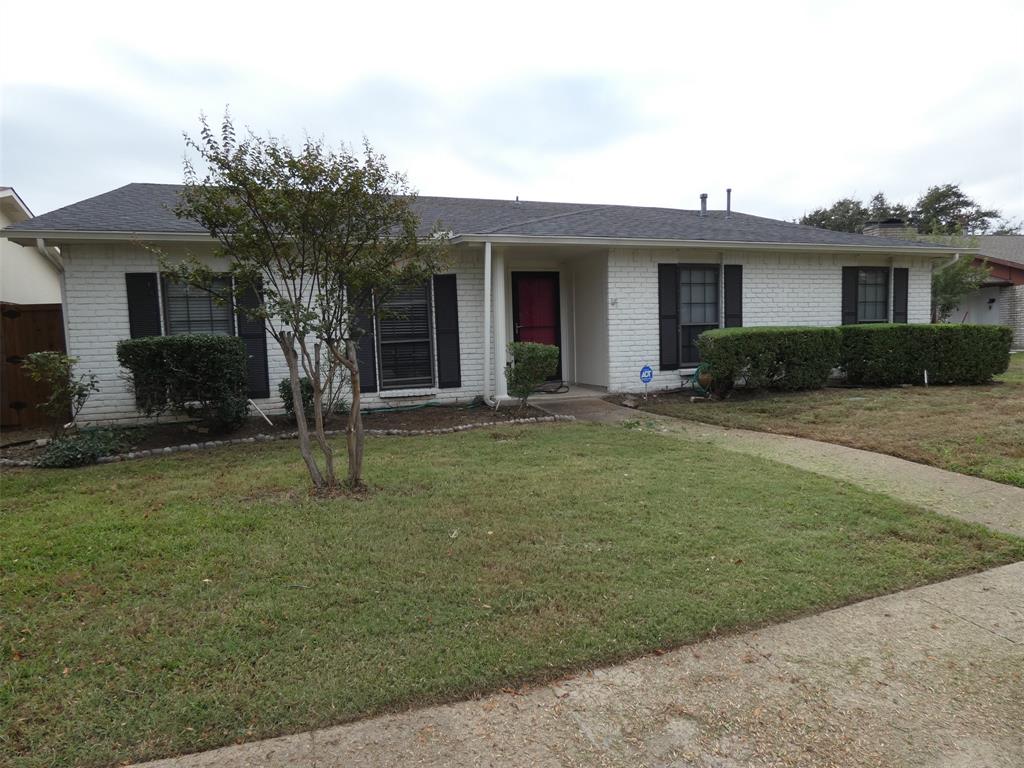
[164,114,447,490]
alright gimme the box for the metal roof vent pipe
[726,188,732,218]
[699,193,708,216]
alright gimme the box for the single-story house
[1,184,970,424]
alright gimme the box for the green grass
[639,353,1024,487]
[3,423,1022,767]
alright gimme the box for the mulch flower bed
[0,403,567,468]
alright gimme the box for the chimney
[699,193,708,216]
[726,188,732,218]
[862,218,918,240]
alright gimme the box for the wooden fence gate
[1,303,67,430]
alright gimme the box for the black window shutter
[892,268,909,323]
[723,265,743,327]
[658,264,680,370]
[841,267,859,325]
[432,274,461,388]
[235,283,270,399]
[354,309,378,393]
[125,273,161,338]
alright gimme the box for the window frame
[374,281,437,392]
[677,264,720,365]
[855,267,889,324]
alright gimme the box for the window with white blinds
[376,283,435,390]
[161,276,235,336]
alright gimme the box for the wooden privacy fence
[1,303,66,430]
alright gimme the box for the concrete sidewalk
[538,398,1024,538]
[137,562,1024,768]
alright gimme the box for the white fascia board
[0,229,215,246]
[449,233,974,256]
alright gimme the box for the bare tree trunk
[300,339,337,488]
[345,339,365,489]
[280,338,325,488]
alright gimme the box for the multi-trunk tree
[165,114,447,490]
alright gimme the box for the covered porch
[480,242,610,403]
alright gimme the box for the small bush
[506,342,560,406]
[277,377,349,421]
[840,324,1012,385]
[117,334,250,432]
[697,327,841,393]
[22,351,99,438]
[37,428,130,468]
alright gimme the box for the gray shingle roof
[977,235,1024,266]
[4,182,951,250]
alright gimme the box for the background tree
[911,183,1001,235]
[932,257,991,322]
[799,197,870,233]
[800,184,1006,235]
[165,114,447,491]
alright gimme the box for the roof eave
[2,228,974,256]
[1,229,215,246]
[449,233,973,256]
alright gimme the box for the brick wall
[607,247,934,393]
[999,284,1024,349]
[64,243,487,424]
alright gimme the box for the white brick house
[2,185,967,423]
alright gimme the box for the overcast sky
[2,0,1022,225]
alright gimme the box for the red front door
[512,272,561,379]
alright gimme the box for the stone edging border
[0,414,576,469]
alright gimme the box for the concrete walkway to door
[536,398,1024,538]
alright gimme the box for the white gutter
[1,228,975,256]
[448,233,972,257]
[35,238,64,272]
[482,240,494,406]
[933,252,961,273]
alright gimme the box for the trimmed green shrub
[697,327,841,392]
[506,342,560,406]
[839,324,1012,385]
[277,377,349,421]
[117,334,250,432]
[37,428,130,468]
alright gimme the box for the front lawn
[3,424,1022,767]
[634,353,1024,487]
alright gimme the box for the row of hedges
[696,327,840,392]
[697,324,1012,392]
[840,324,1013,386]
[116,334,250,431]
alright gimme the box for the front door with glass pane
[679,265,719,364]
[512,272,562,380]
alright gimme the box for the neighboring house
[1,187,67,429]
[862,221,1024,348]
[1,184,968,424]
[0,187,63,304]
[952,235,1024,348]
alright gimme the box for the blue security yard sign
[640,365,653,400]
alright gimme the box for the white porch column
[483,241,492,401]
[492,249,509,400]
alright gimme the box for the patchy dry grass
[637,354,1024,487]
[3,423,1022,767]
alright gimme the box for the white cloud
[1,0,1021,224]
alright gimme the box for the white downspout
[483,241,494,406]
